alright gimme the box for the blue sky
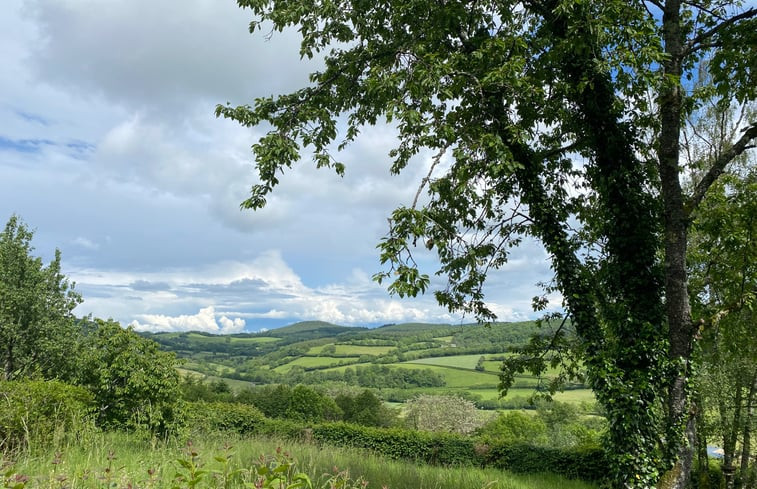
[1,0,556,333]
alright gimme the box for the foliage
[335,389,397,427]
[184,402,265,436]
[286,385,342,423]
[311,422,478,466]
[216,0,757,485]
[0,215,82,381]
[404,394,485,435]
[688,129,757,488]
[0,380,95,453]
[76,319,183,435]
[483,443,606,481]
[238,384,341,424]
[1,432,601,489]
[476,411,548,447]
[181,376,235,403]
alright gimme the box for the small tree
[404,394,484,435]
[76,319,183,435]
[0,215,81,381]
[477,410,548,446]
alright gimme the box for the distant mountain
[257,320,364,338]
[373,322,453,333]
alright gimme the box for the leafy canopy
[0,215,82,381]
[217,1,756,487]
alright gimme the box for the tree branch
[684,7,757,56]
[686,122,757,216]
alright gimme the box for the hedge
[483,442,607,481]
[0,380,96,452]
[311,423,478,466]
[180,404,606,482]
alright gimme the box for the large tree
[217,1,757,487]
[688,120,756,489]
[0,215,82,381]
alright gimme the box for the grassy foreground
[4,432,598,489]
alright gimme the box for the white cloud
[0,0,556,333]
[130,306,246,334]
[72,236,99,250]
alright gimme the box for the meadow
[4,432,599,489]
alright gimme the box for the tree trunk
[723,383,744,489]
[659,1,699,487]
[738,371,757,489]
[3,340,13,381]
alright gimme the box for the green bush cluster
[184,401,264,435]
[309,422,605,480]
[483,443,606,481]
[0,380,96,452]
[311,423,476,466]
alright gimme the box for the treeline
[228,364,446,388]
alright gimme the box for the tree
[688,141,756,488]
[217,1,757,486]
[477,410,548,446]
[76,319,183,435]
[0,215,82,381]
[336,389,396,427]
[404,394,484,434]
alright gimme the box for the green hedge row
[483,443,606,480]
[308,422,606,480]
[179,405,606,482]
[310,423,477,466]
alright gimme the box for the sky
[0,0,556,333]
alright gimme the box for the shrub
[404,394,485,434]
[184,401,264,435]
[484,442,607,481]
[476,410,549,446]
[311,423,479,466]
[0,380,95,452]
[76,319,183,436]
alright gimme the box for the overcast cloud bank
[1,0,556,333]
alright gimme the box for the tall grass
[4,432,598,489]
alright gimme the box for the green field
[184,332,280,344]
[406,354,487,369]
[389,363,499,388]
[9,432,598,489]
[273,356,360,372]
[307,344,395,355]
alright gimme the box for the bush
[476,410,548,445]
[311,423,478,466]
[0,380,95,452]
[484,442,607,481]
[404,394,484,434]
[77,319,183,436]
[184,401,264,435]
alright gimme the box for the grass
[307,344,395,356]
[273,356,360,372]
[5,432,598,489]
[432,335,455,343]
[389,363,500,388]
[183,332,280,344]
[406,354,486,369]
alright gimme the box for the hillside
[144,318,592,411]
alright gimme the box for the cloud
[130,306,246,334]
[24,0,317,113]
[72,236,99,250]
[0,0,557,333]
